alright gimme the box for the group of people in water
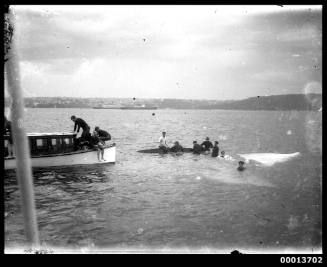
[70,115,111,162]
[158,131,245,171]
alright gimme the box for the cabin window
[36,139,44,147]
[4,140,8,147]
[64,138,70,144]
[51,139,56,145]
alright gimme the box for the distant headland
[4,94,322,111]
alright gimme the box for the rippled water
[4,108,322,252]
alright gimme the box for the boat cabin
[4,132,77,157]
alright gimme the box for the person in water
[94,126,111,143]
[4,116,13,157]
[220,150,225,158]
[237,161,246,171]
[211,141,219,157]
[192,141,202,154]
[71,115,91,142]
[201,137,213,152]
[158,131,169,153]
[170,141,184,153]
[91,130,106,162]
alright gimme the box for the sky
[4,5,322,100]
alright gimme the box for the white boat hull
[5,146,116,170]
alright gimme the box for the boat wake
[238,152,300,167]
[196,166,275,187]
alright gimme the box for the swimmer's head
[237,161,246,171]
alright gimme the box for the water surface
[4,109,322,252]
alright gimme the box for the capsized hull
[137,148,193,153]
[5,146,116,170]
[120,107,158,110]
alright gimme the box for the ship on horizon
[93,104,158,110]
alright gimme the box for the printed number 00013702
[280,257,322,264]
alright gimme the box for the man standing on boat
[158,131,169,153]
[71,115,91,142]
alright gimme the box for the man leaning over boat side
[94,126,111,143]
[71,115,91,144]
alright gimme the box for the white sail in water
[238,152,300,167]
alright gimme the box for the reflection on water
[5,109,322,251]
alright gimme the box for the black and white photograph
[4,5,322,255]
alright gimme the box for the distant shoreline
[4,107,321,112]
[4,93,321,111]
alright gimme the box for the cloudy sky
[5,5,322,100]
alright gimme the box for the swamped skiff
[137,148,193,153]
[4,132,116,170]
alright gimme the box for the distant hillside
[4,94,321,110]
[198,94,322,111]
